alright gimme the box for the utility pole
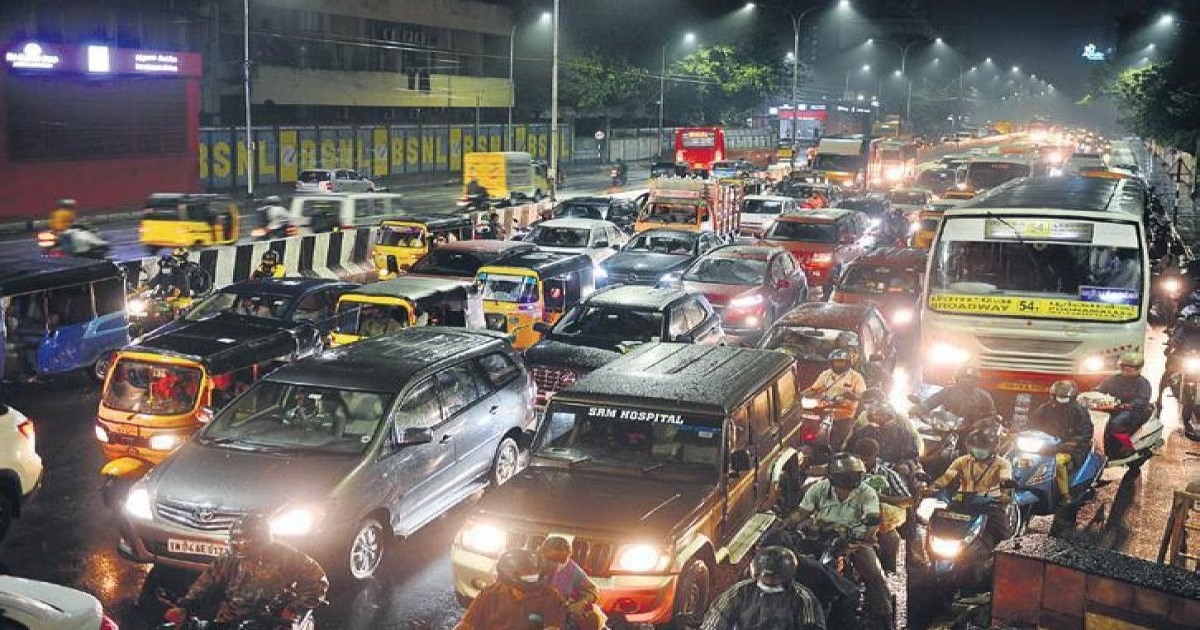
[243,0,254,197]
[549,0,559,200]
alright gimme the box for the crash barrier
[465,199,554,232]
[991,534,1200,629]
[120,227,377,287]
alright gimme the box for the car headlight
[1015,434,1050,454]
[128,298,148,318]
[891,309,914,326]
[929,536,962,558]
[94,424,110,443]
[731,294,764,308]
[801,397,820,410]
[1162,277,1182,294]
[927,342,970,365]
[1081,355,1107,373]
[148,433,184,452]
[614,543,668,573]
[460,522,508,556]
[1185,357,1200,373]
[124,487,154,520]
[270,507,326,537]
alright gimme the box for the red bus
[674,127,726,174]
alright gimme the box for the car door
[764,257,792,317]
[434,361,493,488]
[332,170,349,192]
[776,252,805,306]
[682,297,722,344]
[453,353,524,480]
[864,309,895,368]
[383,376,458,535]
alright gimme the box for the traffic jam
[4,117,1197,630]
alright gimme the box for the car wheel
[490,437,521,486]
[671,557,711,628]
[346,517,387,580]
[91,353,113,382]
[0,492,13,542]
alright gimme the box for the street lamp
[867,36,934,121]
[507,11,552,150]
[845,63,870,99]
[1159,13,1175,27]
[549,0,559,200]
[657,32,697,158]
[242,0,253,196]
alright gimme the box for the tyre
[91,352,113,383]
[490,437,521,487]
[345,517,387,580]
[0,492,13,542]
[671,557,711,628]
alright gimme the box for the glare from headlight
[594,266,609,280]
[270,508,323,536]
[1185,357,1200,373]
[892,309,914,325]
[615,544,665,572]
[731,294,764,308]
[461,523,507,556]
[801,397,820,410]
[1081,355,1106,372]
[1016,435,1050,453]
[125,487,153,520]
[1162,277,1181,294]
[94,425,110,443]
[128,298,148,318]
[148,434,183,452]
[929,536,963,558]
[928,342,970,365]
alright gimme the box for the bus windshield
[965,162,1030,190]
[928,216,1144,322]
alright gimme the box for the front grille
[155,498,245,532]
[485,313,508,332]
[976,336,1082,355]
[531,366,580,398]
[975,336,1081,373]
[509,531,616,576]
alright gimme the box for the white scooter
[1077,391,1165,470]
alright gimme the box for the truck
[810,135,882,193]
[875,140,919,188]
[635,178,743,239]
[462,151,550,203]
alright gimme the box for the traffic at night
[1,1,1199,629]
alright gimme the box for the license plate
[107,422,139,436]
[168,538,227,557]
[997,382,1044,393]
[939,511,972,521]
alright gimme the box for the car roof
[776,209,860,222]
[0,258,124,296]
[775,302,877,329]
[432,239,536,255]
[557,343,793,415]
[343,275,475,301]
[269,327,510,391]
[559,196,617,205]
[584,285,690,311]
[853,246,928,269]
[217,277,356,297]
[381,214,472,228]
[485,250,594,276]
[636,228,706,238]
[127,314,304,374]
[538,218,616,229]
[708,244,780,260]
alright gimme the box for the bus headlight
[927,342,970,365]
[1081,355,1108,373]
[1185,357,1200,373]
[614,544,668,573]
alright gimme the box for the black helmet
[827,452,866,490]
[158,254,178,269]
[262,250,280,265]
[750,546,798,584]
[229,513,272,557]
[1049,379,1079,400]
[496,548,544,590]
[172,247,190,264]
[954,364,981,385]
[966,429,998,458]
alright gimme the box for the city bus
[675,127,726,176]
[958,157,1031,194]
[920,176,1149,422]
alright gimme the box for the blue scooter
[1009,429,1105,535]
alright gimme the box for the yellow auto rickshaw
[373,215,476,279]
[140,193,240,252]
[912,209,944,249]
[330,276,485,346]
[475,251,596,350]
[94,327,299,507]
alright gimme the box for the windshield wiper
[984,211,1028,248]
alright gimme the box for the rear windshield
[839,266,920,295]
[410,249,484,276]
[765,221,837,243]
[299,170,332,183]
[300,199,341,217]
[143,205,180,220]
[335,302,411,338]
[744,199,785,215]
[887,192,927,206]
[479,272,539,304]
[103,359,202,416]
[378,224,426,248]
[555,204,605,220]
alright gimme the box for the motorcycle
[1150,270,1183,324]
[796,396,851,463]
[38,224,111,259]
[156,588,315,630]
[609,167,627,187]
[1077,391,1164,470]
[919,490,1019,594]
[908,394,1009,479]
[1008,430,1105,535]
[457,192,490,213]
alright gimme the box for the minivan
[295,168,376,193]
[118,328,536,582]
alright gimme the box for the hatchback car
[829,247,926,351]
[295,168,376,193]
[677,244,808,342]
[602,228,721,286]
[118,328,536,583]
[759,302,897,387]
[546,196,640,232]
[525,285,723,404]
[0,403,42,542]
[758,209,871,297]
[522,218,627,265]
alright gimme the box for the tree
[560,51,650,121]
[668,45,782,126]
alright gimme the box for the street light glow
[862,63,870,72]
[838,0,851,9]
[744,2,756,9]
[867,38,874,44]
[935,37,944,44]
[985,57,993,63]
[684,32,696,44]
[893,69,902,77]
[540,11,551,24]
[1159,13,1175,26]
[1011,65,1020,72]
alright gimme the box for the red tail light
[803,431,817,441]
[321,181,333,191]
[100,614,120,630]
[16,420,34,439]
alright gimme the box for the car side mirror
[396,427,433,446]
[730,448,753,474]
[196,407,216,425]
[775,278,791,290]
[533,322,552,334]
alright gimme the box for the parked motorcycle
[1077,391,1164,470]
[1009,430,1105,535]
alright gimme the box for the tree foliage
[560,51,650,119]
[668,45,782,125]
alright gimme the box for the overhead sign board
[5,42,61,69]
[1081,44,1106,62]
[2,42,200,77]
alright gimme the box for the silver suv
[118,328,535,582]
[295,168,375,193]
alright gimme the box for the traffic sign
[594,130,606,141]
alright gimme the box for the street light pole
[507,24,516,150]
[549,0,559,201]
[243,0,254,197]
[789,16,799,167]
[658,42,667,159]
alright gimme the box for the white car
[523,218,628,265]
[740,195,797,237]
[295,168,376,193]
[0,576,117,629]
[0,403,42,542]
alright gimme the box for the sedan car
[545,196,641,232]
[295,168,376,193]
[602,228,721,286]
[0,576,117,630]
[525,285,723,405]
[0,402,42,542]
[677,244,808,342]
[522,218,627,265]
[758,302,897,387]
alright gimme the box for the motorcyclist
[164,513,328,625]
[1160,314,1200,407]
[908,364,998,432]
[881,207,910,245]
[539,537,604,630]
[49,198,77,233]
[262,195,291,238]
[148,254,192,298]
[456,548,566,630]
[612,159,628,185]
[801,349,867,450]
[252,250,286,279]
[700,546,826,630]
[930,430,1014,548]
[1094,351,1154,456]
[55,221,109,258]
[851,437,913,572]
[847,403,920,473]
[783,453,893,629]
[1028,380,1095,502]
[171,247,211,296]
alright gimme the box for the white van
[289,192,406,235]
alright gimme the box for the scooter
[38,223,111,259]
[1008,430,1105,534]
[796,396,839,463]
[908,401,966,480]
[1077,391,1165,470]
[156,588,316,630]
[919,490,1019,594]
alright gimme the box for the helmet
[827,452,867,490]
[966,429,998,459]
[1049,379,1079,400]
[262,250,280,266]
[495,548,545,590]
[172,247,190,263]
[868,403,896,424]
[954,364,981,385]
[829,349,851,373]
[265,195,282,204]
[229,513,272,557]
[1118,351,1144,368]
[750,546,798,585]
[158,254,178,269]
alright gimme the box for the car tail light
[16,420,34,440]
[99,615,120,630]
[321,181,333,191]
[811,253,833,264]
